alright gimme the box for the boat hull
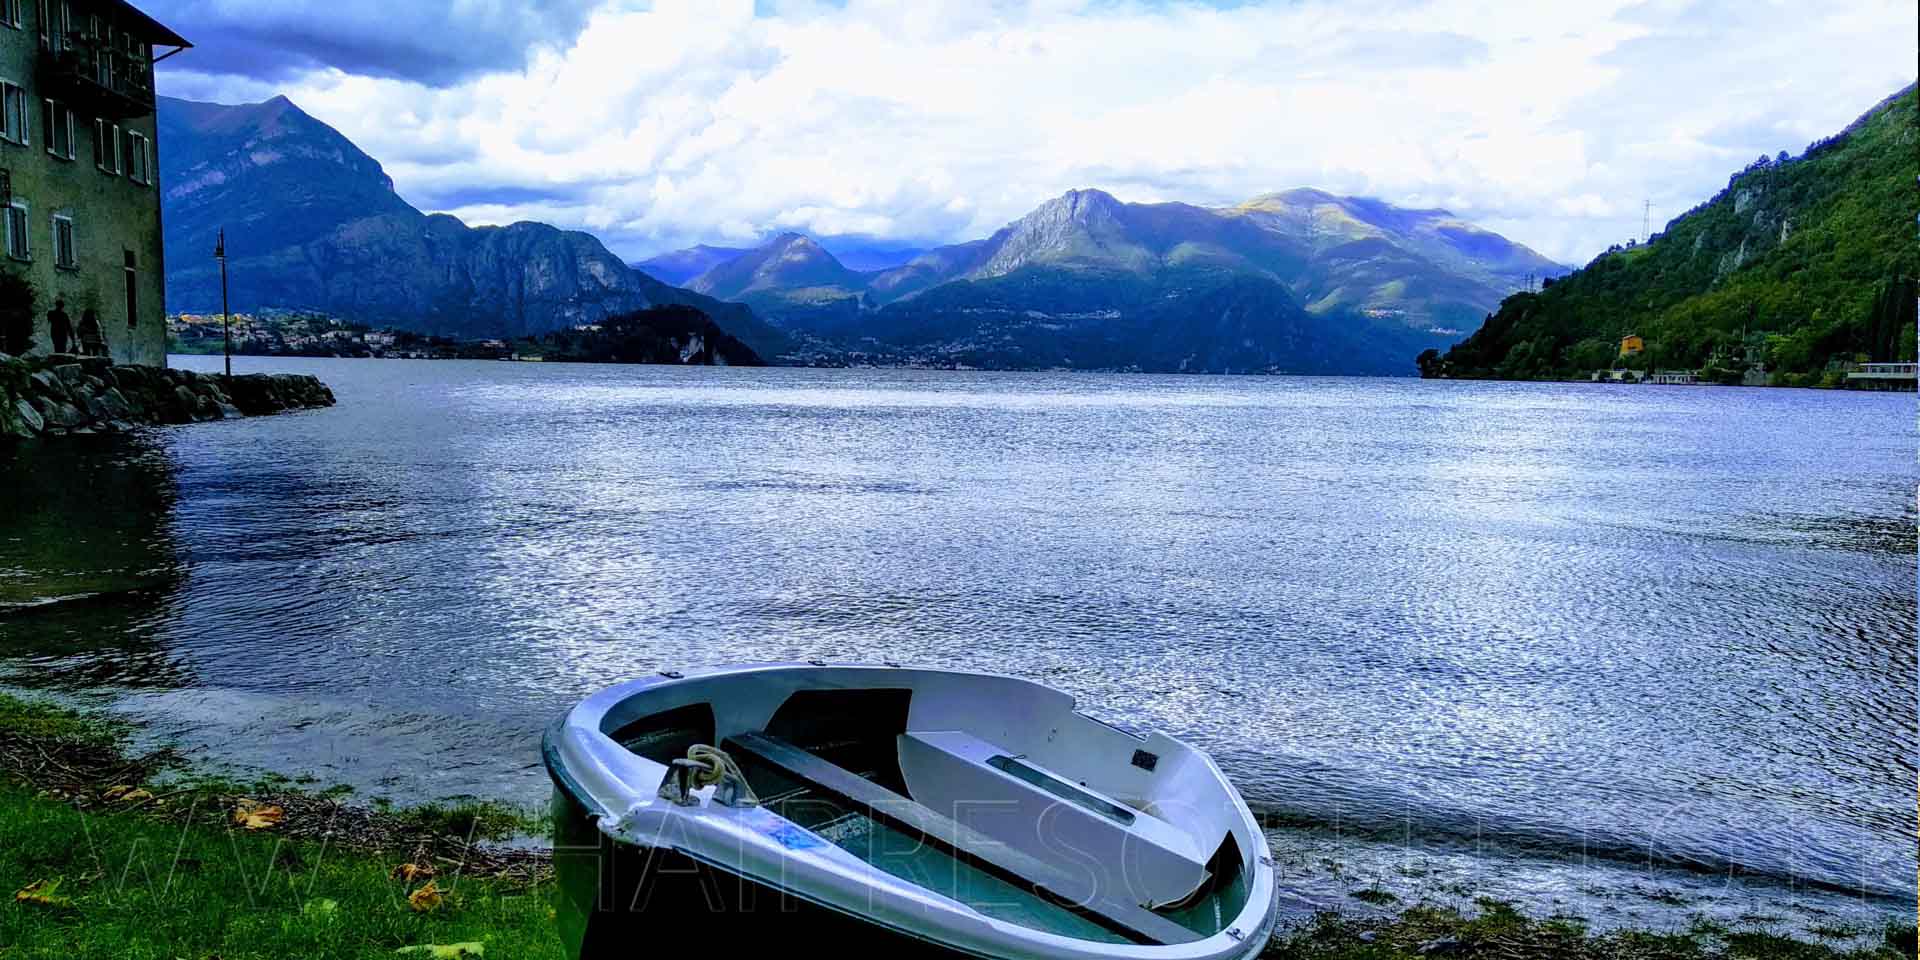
[551,784,986,958]
[544,664,1279,960]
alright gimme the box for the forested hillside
[1422,85,1917,385]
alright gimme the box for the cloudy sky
[150,0,1912,265]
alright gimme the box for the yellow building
[1619,334,1645,358]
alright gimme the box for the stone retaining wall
[1,354,336,439]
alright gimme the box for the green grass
[0,693,117,744]
[0,692,561,958]
[390,799,543,844]
[0,782,565,960]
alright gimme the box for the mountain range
[1424,84,1916,383]
[633,240,926,285]
[157,94,1566,375]
[651,187,1564,373]
[157,96,788,359]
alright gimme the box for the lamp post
[215,228,230,376]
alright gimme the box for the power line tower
[1643,199,1652,243]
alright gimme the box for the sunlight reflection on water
[1,357,1912,929]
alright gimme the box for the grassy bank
[0,693,556,959]
[0,692,1910,959]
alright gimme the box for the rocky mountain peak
[1032,188,1124,222]
[688,230,860,300]
[1240,187,1335,209]
[770,233,830,258]
[157,96,790,360]
[975,188,1148,277]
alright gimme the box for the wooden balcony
[36,44,155,121]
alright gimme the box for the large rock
[220,372,336,415]
[112,365,149,390]
[38,399,88,429]
[223,374,287,414]
[28,369,68,402]
[164,384,201,424]
[91,388,134,422]
[8,397,41,437]
[106,385,145,418]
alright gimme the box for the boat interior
[596,667,1257,946]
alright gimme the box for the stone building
[0,1,187,366]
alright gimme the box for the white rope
[684,744,759,806]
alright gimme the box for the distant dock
[1845,362,1917,391]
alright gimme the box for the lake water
[2,356,1913,934]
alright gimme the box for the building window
[41,99,73,160]
[0,1,21,29]
[0,83,26,146]
[92,117,119,173]
[122,34,143,70]
[89,16,112,87]
[125,130,150,184]
[36,0,69,51]
[124,250,137,327]
[50,213,73,269]
[4,199,28,261]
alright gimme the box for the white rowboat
[544,663,1278,958]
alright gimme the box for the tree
[1565,337,1617,372]
[1422,84,1917,384]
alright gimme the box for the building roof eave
[113,0,192,51]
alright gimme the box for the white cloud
[157,0,1916,265]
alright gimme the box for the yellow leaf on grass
[117,788,154,804]
[407,881,444,913]
[390,862,435,883]
[394,943,484,958]
[231,799,285,830]
[14,877,72,909]
[101,785,134,800]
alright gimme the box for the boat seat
[896,730,1210,909]
[724,732,1200,946]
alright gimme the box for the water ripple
[0,359,1911,910]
